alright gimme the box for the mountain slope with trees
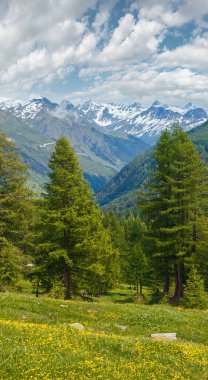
[0,108,148,192]
[97,120,208,212]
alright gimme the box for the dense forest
[0,127,207,308]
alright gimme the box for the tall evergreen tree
[0,132,33,288]
[38,137,118,299]
[140,126,208,302]
[140,130,174,294]
[122,214,148,298]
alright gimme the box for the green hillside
[97,120,208,212]
[0,291,208,380]
[0,110,148,192]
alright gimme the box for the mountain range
[0,96,207,192]
[0,97,148,192]
[97,120,208,213]
[78,100,208,145]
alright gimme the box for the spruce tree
[38,137,118,299]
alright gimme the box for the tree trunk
[63,229,72,300]
[64,262,71,300]
[136,282,139,296]
[191,222,197,254]
[173,261,184,302]
[164,256,169,294]
[36,278,40,298]
[139,281,142,295]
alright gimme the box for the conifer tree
[122,214,148,298]
[183,266,208,309]
[140,126,208,302]
[140,130,174,294]
[0,132,33,288]
[38,137,118,299]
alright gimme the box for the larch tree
[38,136,118,299]
[140,125,208,302]
[122,214,148,298]
[0,131,33,288]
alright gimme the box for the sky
[0,0,208,107]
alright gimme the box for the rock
[69,323,85,330]
[115,324,127,331]
[151,333,177,341]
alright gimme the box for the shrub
[183,266,208,309]
[49,280,65,299]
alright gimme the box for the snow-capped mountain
[78,100,208,145]
[0,96,148,192]
[0,96,207,145]
[78,101,143,127]
[0,97,58,120]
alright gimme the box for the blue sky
[0,0,208,107]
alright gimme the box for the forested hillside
[98,120,208,212]
[1,127,208,312]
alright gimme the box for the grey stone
[70,323,85,330]
[115,324,127,331]
[151,333,177,340]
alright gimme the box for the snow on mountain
[0,97,58,120]
[78,100,207,144]
[78,100,143,127]
[0,96,207,145]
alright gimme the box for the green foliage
[0,132,34,289]
[183,266,208,309]
[0,240,22,289]
[99,120,208,214]
[140,125,208,301]
[160,294,170,305]
[49,280,65,299]
[37,137,119,299]
[121,214,148,296]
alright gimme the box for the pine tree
[140,126,208,302]
[38,137,118,299]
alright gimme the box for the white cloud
[155,33,208,72]
[92,9,110,33]
[0,0,208,107]
[0,0,98,91]
[133,0,208,27]
[96,14,163,65]
[69,67,208,109]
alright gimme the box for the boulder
[151,333,177,340]
[69,322,85,330]
[115,324,127,331]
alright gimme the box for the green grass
[0,290,208,379]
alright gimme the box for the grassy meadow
[0,289,208,380]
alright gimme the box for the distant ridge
[96,120,208,213]
[0,96,207,194]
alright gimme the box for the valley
[0,96,207,193]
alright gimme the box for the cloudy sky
[0,0,208,107]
